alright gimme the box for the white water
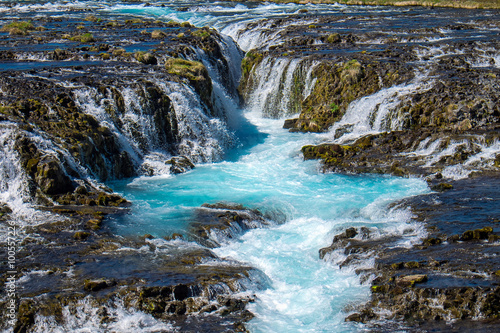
[110,109,429,332]
[32,297,178,333]
[330,73,433,143]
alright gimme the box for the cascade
[3,2,500,333]
[243,57,318,118]
[330,73,433,143]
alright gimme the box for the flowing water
[2,1,500,332]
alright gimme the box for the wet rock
[191,202,273,247]
[84,279,115,292]
[0,203,12,221]
[73,231,91,240]
[34,156,75,195]
[14,300,36,333]
[460,227,493,241]
[134,51,157,65]
[397,274,428,287]
[166,156,195,174]
[432,183,454,191]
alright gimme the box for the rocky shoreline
[238,6,500,331]
[244,0,500,10]
[320,175,500,331]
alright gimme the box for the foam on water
[110,106,429,331]
[330,72,434,143]
[32,297,178,333]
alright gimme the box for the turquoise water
[110,109,429,332]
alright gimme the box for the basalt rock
[166,155,195,174]
[336,177,500,330]
[190,202,279,247]
[1,202,262,333]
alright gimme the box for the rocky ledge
[239,12,500,178]
[0,14,255,333]
[319,176,500,330]
[238,8,500,330]
[0,202,276,332]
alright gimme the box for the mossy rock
[1,20,35,35]
[73,231,91,240]
[371,285,388,293]
[70,33,95,43]
[461,227,493,241]
[404,261,421,269]
[397,274,428,287]
[84,279,112,292]
[432,183,453,191]
[326,33,341,43]
[241,50,263,80]
[192,28,211,39]
[34,156,74,195]
[151,30,166,39]
[14,300,36,333]
[134,51,157,65]
[164,58,208,81]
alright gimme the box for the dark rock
[166,156,195,174]
[84,279,114,292]
[432,183,454,192]
[283,118,299,129]
[35,156,74,195]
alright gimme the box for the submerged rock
[190,202,278,247]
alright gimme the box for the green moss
[192,28,211,39]
[70,33,95,43]
[73,231,91,240]
[330,102,340,114]
[134,51,157,65]
[371,285,387,293]
[164,58,207,81]
[1,20,35,35]
[151,30,166,39]
[241,50,264,78]
[80,33,95,43]
[326,33,341,43]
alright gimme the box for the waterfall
[243,57,318,118]
[222,18,317,52]
[330,73,433,143]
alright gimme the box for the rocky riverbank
[238,6,500,330]
[320,175,500,331]
[0,13,255,332]
[1,2,500,332]
[245,0,500,10]
[239,11,500,180]
[1,202,267,332]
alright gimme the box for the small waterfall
[155,81,237,163]
[244,57,318,118]
[72,76,237,175]
[0,123,75,234]
[403,135,500,179]
[0,124,32,208]
[222,18,317,52]
[330,73,433,143]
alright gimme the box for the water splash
[244,57,317,118]
[330,73,433,143]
